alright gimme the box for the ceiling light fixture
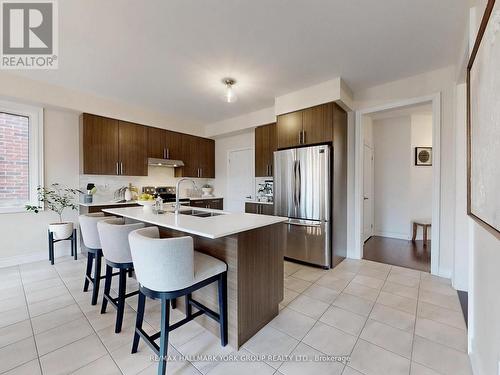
[222,78,237,103]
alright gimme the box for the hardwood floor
[363,236,431,272]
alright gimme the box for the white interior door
[226,148,254,212]
[363,145,374,241]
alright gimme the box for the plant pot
[49,222,74,240]
[202,187,213,197]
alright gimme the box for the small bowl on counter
[137,200,155,211]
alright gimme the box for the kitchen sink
[178,210,224,218]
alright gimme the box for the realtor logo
[1,0,58,69]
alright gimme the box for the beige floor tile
[360,319,413,358]
[349,339,410,375]
[351,274,384,289]
[326,268,357,281]
[169,320,207,348]
[342,367,365,375]
[287,295,329,319]
[208,349,275,375]
[96,316,143,352]
[0,305,29,329]
[0,295,26,313]
[315,275,350,292]
[420,273,451,285]
[23,277,64,294]
[319,306,366,336]
[177,330,234,373]
[40,334,106,375]
[31,303,83,334]
[390,266,422,279]
[25,285,71,306]
[278,342,344,375]
[269,307,316,340]
[357,267,390,280]
[137,347,201,375]
[369,303,415,332]
[415,318,467,352]
[377,291,417,314]
[111,340,158,375]
[0,319,33,349]
[332,293,374,316]
[243,325,299,369]
[334,259,363,273]
[291,268,326,282]
[0,337,38,373]
[410,362,442,375]
[284,277,312,293]
[28,293,75,317]
[302,322,357,356]
[417,301,466,330]
[382,281,419,300]
[302,284,338,303]
[418,290,461,312]
[71,354,122,375]
[360,260,391,271]
[0,285,24,302]
[343,283,379,302]
[2,359,41,375]
[84,303,137,331]
[386,274,420,288]
[281,288,300,306]
[420,280,457,296]
[284,262,302,276]
[412,336,472,375]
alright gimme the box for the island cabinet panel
[82,114,119,175]
[255,123,276,177]
[276,111,303,149]
[118,121,148,176]
[158,223,284,348]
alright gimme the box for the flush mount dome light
[222,78,237,103]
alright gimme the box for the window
[0,100,43,213]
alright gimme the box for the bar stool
[79,213,116,305]
[128,227,228,375]
[97,218,144,332]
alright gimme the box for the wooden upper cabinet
[199,138,215,178]
[255,123,277,177]
[118,121,148,176]
[165,131,183,160]
[176,135,215,178]
[302,103,333,145]
[82,114,119,175]
[277,111,302,149]
[147,127,167,159]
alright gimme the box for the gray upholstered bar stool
[128,227,228,375]
[97,218,145,333]
[79,213,116,305]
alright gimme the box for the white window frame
[0,99,44,214]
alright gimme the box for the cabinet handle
[116,162,119,175]
[163,148,166,159]
[270,164,273,175]
[166,148,170,159]
[120,162,123,175]
[302,130,306,144]
[298,132,301,144]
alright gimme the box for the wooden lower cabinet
[245,202,274,215]
[190,198,223,210]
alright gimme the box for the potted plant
[201,184,214,197]
[26,183,82,240]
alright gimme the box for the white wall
[354,65,456,277]
[213,130,255,200]
[0,108,80,264]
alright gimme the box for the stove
[142,186,190,205]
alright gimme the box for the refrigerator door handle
[293,160,298,208]
[287,218,322,227]
[297,160,302,205]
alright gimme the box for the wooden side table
[412,220,431,247]
[48,228,77,265]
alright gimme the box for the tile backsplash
[80,166,213,203]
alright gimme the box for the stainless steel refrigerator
[274,145,334,268]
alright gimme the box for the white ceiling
[15,0,468,125]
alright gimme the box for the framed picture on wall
[467,0,500,238]
[415,147,432,166]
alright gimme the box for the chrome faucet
[175,178,197,214]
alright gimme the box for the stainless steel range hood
[148,158,184,168]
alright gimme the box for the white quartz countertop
[79,200,139,207]
[102,206,286,239]
[246,200,274,205]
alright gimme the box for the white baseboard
[373,231,409,241]
[0,247,81,268]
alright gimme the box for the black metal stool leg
[158,298,170,375]
[101,265,113,314]
[132,292,146,354]
[73,229,77,260]
[185,293,192,318]
[218,272,228,346]
[115,268,127,333]
[170,298,176,309]
[83,252,93,292]
[48,231,54,265]
[91,252,102,305]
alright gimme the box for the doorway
[226,148,254,212]
[355,94,441,274]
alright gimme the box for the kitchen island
[103,206,287,348]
